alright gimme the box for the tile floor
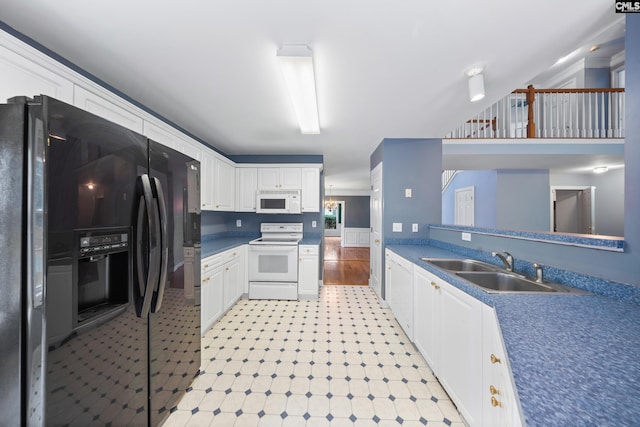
[163,285,465,427]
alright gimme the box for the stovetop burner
[249,223,303,246]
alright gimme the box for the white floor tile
[164,285,462,427]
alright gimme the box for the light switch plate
[393,222,402,232]
[236,219,242,228]
[412,223,418,232]
[312,220,317,228]
[405,188,412,198]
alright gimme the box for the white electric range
[248,223,303,300]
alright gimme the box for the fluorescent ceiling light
[277,44,320,134]
[467,71,485,102]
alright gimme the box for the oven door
[248,244,298,282]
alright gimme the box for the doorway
[323,237,370,285]
[551,186,595,234]
[324,201,344,238]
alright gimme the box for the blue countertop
[386,243,640,427]
[201,236,256,258]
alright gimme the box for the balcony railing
[445,85,625,139]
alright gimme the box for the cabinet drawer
[223,248,241,262]
[202,254,224,271]
[299,245,319,256]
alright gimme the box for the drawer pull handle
[491,396,503,408]
[489,385,500,395]
[430,281,440,290]
[204,264,209,268]
[491,354,502,364]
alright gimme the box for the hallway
[322,237,370,286]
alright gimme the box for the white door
[454,186,474,226]
[581,186,595,234]
[370,163,383,299]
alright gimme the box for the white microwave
[256,189,301,214]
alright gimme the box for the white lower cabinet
[411,263,523,427]
[201,254,224,335]
[482,305,523,427]
[385,249,414,340]
[201,246,246,335]
[298,245,319,298]
[222,248,244,311]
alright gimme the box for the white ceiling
[0,1,624,192]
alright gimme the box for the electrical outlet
[236,219,242,228]
[462,232,471,241]
[405,188,412,198]
[312,220,317,228]
[412,223,418,232]
[392,223,402,232]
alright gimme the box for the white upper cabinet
[258,167,301,189]
[236,168,258,212]
[73,86,143,133]
[301,167,320,212]
[213,157,236,211]
[0,43,73,104]
[200,150,216,210]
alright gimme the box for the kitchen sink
[456,271,588,294]
[421,258,498,272]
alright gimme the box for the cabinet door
[385,250,413,340]
[298,245,319,297]
[257,168,280,189]
[223,258,242,311]
[201,150,215,210]
[280,168,301,189]
[202,266,224,335]
[301,168,320,212]
[236,168,258,211]
[413,267,440,371]
[74,86,144,133]
[213,158,236,211]
[0,44,73,104]
[438,280,483,426]
[482,305,523,427]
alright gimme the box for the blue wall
[442,170,498,227]
[496,169,550,231]
[335,195,370,228]
[382,139,442,239]
[202,211,323,238]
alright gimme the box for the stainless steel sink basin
[421,258,498,272]
[456,271,587,294]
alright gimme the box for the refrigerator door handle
[136,174,161,317]
[150,177,168,313]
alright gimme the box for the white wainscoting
[342,228,370,247]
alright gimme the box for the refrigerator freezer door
[148,140,201,426]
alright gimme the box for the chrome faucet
[532,263,544,283]
[492,251,514,271]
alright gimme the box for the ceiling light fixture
[467,68,485,102]
[593,166,609,174]
[277,44,320,134]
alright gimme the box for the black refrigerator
[0,95,201,426]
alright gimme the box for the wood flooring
[322,236,370,286]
